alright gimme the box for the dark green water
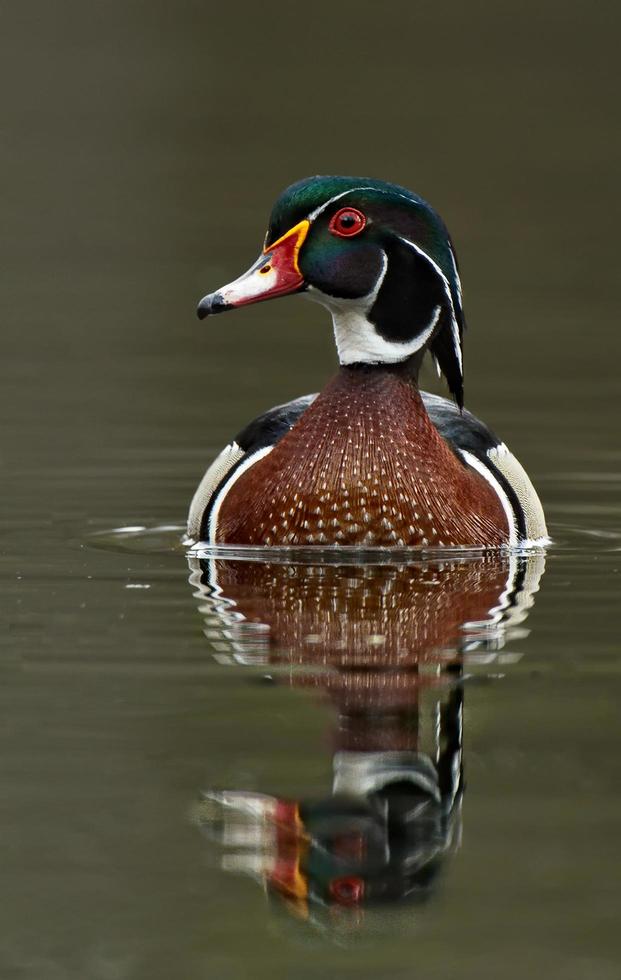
[2,2,620,977]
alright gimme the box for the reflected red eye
[329,875,365,905]
[328,207,366,238]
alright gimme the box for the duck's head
[197,176,466,406]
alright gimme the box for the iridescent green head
[198,176,466,406]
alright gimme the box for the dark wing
[234,394,317,454]
[421,391,500,455]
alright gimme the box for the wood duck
[188,176,547,548]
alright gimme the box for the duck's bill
[197,220,309,319]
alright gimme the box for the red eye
[329,207,366,238]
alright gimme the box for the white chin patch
[306,284,441,366]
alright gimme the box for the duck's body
[188,363,545,546]
[190,176,547,547]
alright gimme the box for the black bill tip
[196,292,229,319]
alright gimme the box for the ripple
[188,540,550,566]
[86,523,552,564]
[87,523,186,555]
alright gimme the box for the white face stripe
[451,319,463,373]
[307,186,380,221]
[207,446,273,543]
[460,450,518,547]
[396,235,463,374]
[447,243,463,311]
[307,184,431,222]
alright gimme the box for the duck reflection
[189,550,544,919]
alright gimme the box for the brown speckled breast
[217,366,509,547]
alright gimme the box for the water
[3,1,620,977]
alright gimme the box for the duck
[188,175,547,548]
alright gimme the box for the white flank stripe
[208,446,273,543]
[187,441,244,540]
[460,450,518,547]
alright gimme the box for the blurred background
[3,0,619,521]
[2,1,620,978]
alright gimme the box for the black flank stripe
[482,457,527,542]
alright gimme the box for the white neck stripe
[331,301,441,366]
